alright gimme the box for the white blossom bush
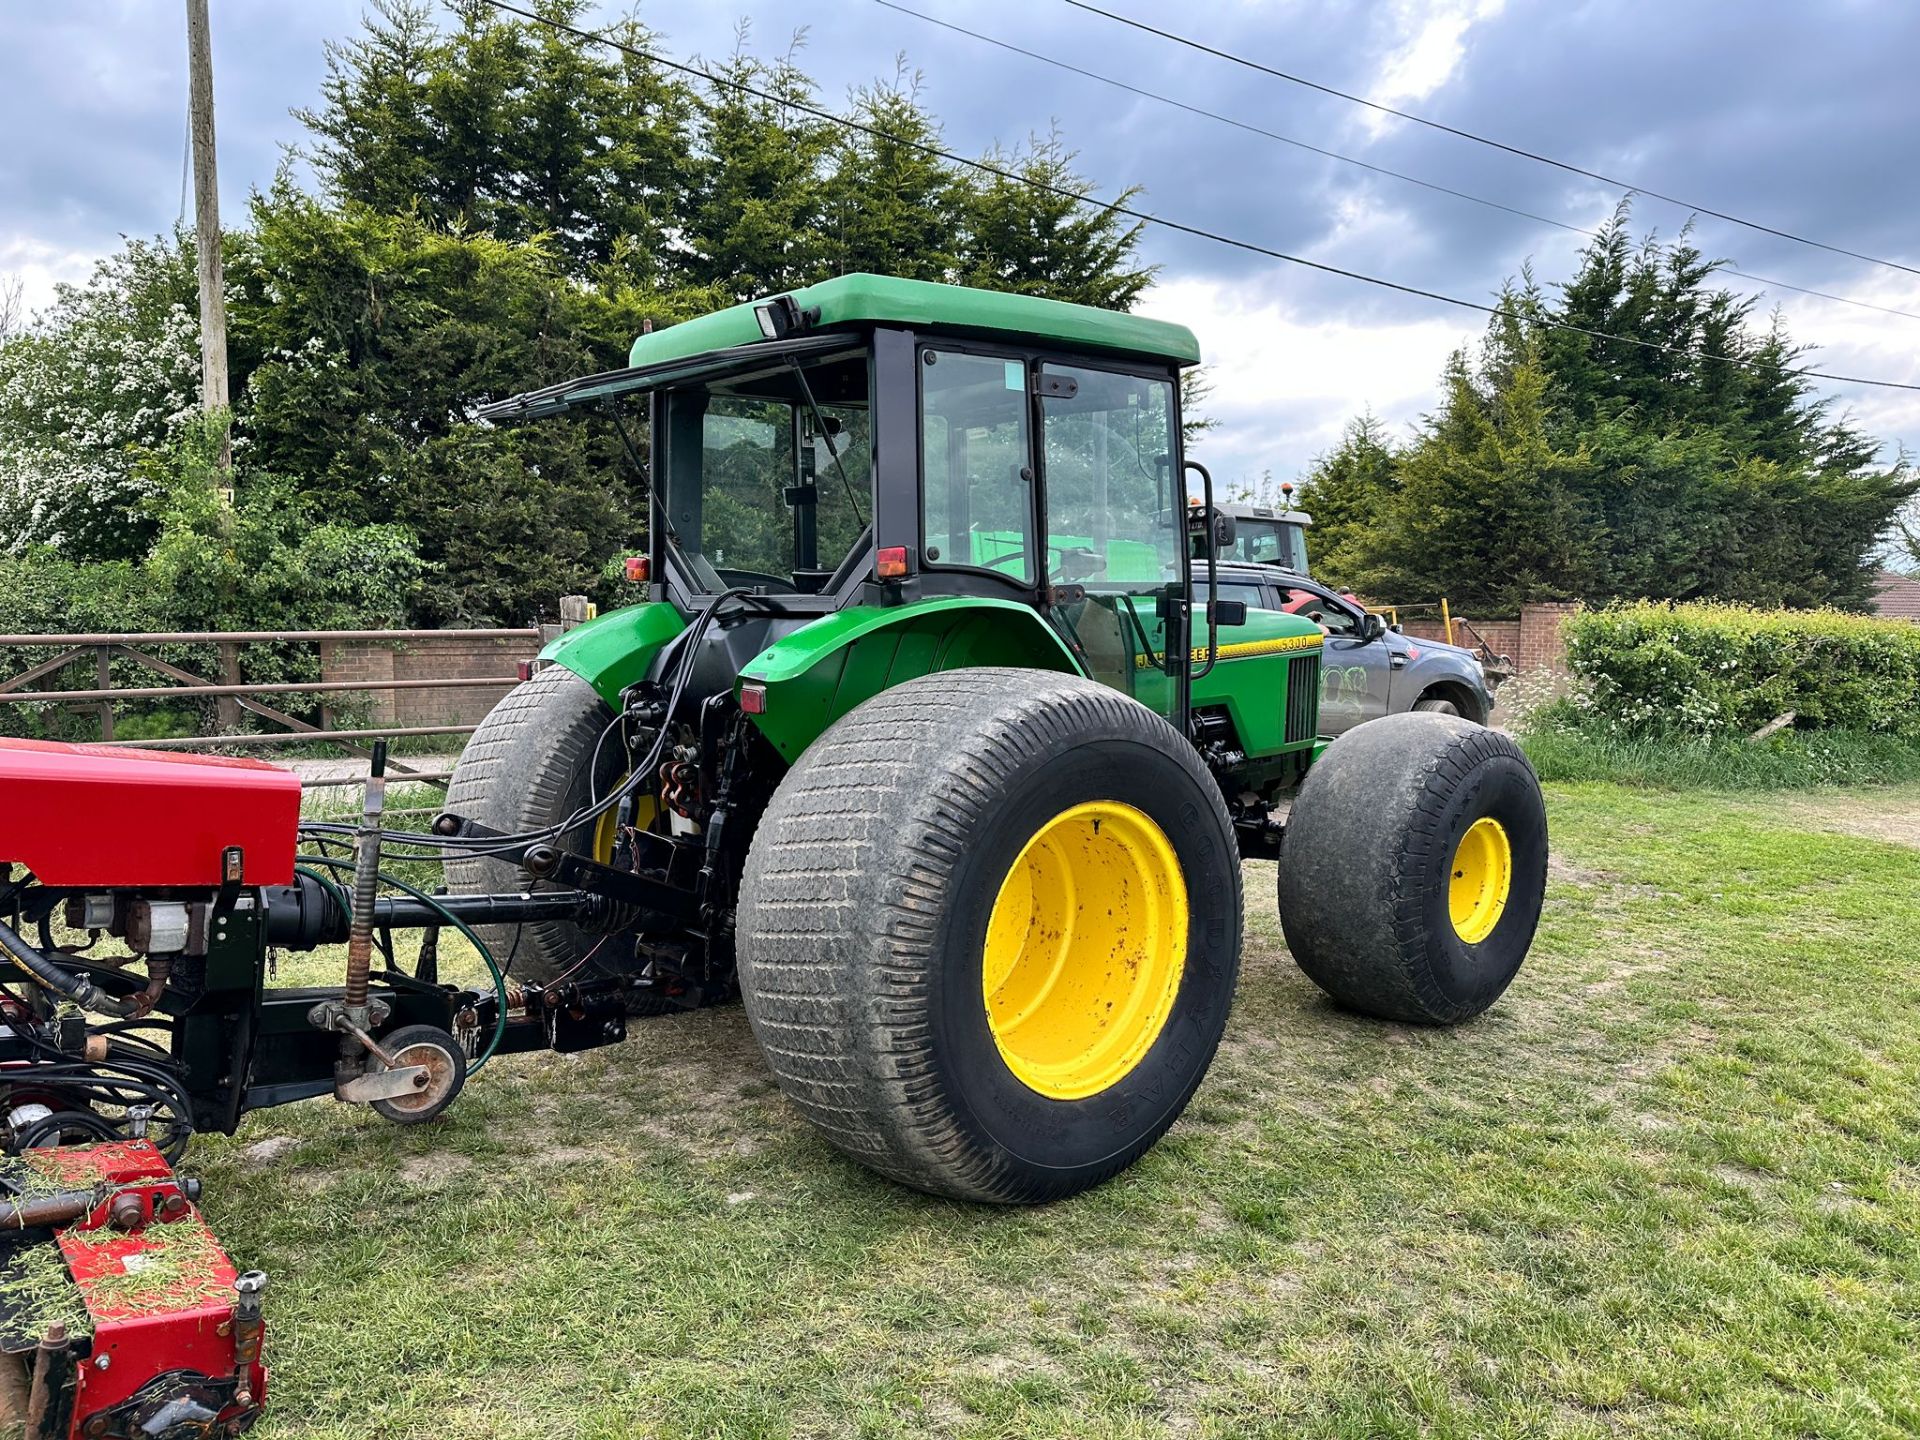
[0,237,202,556]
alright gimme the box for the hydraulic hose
[0,917,141,1018]
[295,588,759,860]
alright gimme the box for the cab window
[920,349,1034,584]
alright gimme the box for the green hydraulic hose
[295,859,510,1074]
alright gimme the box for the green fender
[538,601,688,706]
[739,596,1085,762]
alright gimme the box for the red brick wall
[1386,603,1574,673]
[1396,616,1521,660]
[1517,602,1578,674]
[319,635,533,728]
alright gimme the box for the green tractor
[447,275,1548,1204]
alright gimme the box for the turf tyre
[735,669,1243,1204]
[1277,712,1545,1024]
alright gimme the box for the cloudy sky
[3,0,1918,490]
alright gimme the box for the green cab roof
[627,273,1201,369]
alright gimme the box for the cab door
[1034,362,1186,726]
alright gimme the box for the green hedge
[1564,601,1920,738]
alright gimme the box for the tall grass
[1520,711,1920,789]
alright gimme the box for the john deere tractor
[446,275,1548,1204]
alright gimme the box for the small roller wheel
[368,1024,467,1125]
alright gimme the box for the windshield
[1222,519,1309,571]
[660,347,870,594]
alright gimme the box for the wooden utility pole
[185,0,231,476]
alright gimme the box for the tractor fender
[738,596,1085,762]
[538,601,688,707]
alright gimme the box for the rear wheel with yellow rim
[1277,712,1546,1025]
[737,669,1242,1204]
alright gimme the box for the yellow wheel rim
[1449,816,1512,944]
[982,801,1188,1100]
[593,789,657,862]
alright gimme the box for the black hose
[295,588,757,860]
[0,917,139,1018]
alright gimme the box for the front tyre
[736,669,1243,1204]
[1277,713,1546,1024]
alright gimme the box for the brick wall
[1387,603,1574,673]
[319,634,532,728]
[1517,602,1578,674]
[1396,616,1521,660]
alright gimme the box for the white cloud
[0,237,102,320]
[1362,0,1509,138]
[1745,274,1920,457]
[1137,273,1480,489]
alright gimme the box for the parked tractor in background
[1202,492,1314,573]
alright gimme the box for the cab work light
[877,546,910,580]
[753,295,819,340]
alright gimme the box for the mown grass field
[207,781,1920,1439]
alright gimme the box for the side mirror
[1209,599,1248,627]
[1211,508,1237,549]
[1361,612,1387,642]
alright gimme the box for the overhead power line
[1060,0,1920,284]
[477,0,1920,394]
[876,0,1920,326]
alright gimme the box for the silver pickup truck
[1210,562,1498,734]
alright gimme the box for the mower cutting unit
[0,1139,263,1439]
[0,278,1550,1263]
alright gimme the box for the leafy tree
[0,237,201,558]
[681,36,836,298]
[954,131,1153,309]
[229,180,683,621]
[1178,368,1217,449]
[1314,209,1915,611]
[298,0,444,220]
[1296,414,1395,587]
[819,68,965,283]
[1352,351,1601,611]
[140,416,421,631]
[1,3,1158,624]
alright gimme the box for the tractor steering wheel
[982,543,1103,582]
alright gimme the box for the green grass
[199,782,1920,1438]
[1520,719,1920,790]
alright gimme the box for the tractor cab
[1200,500,1314,574]
[480,274,1311,750]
